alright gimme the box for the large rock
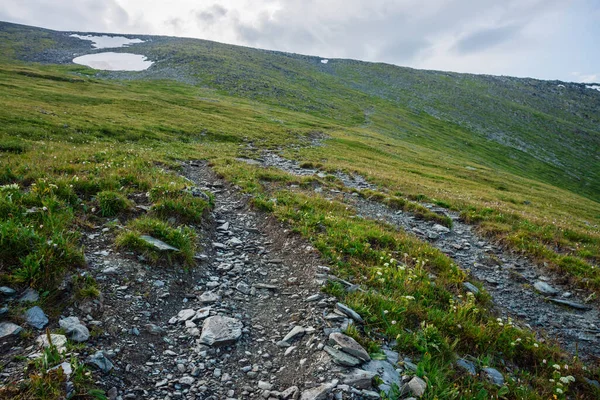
[199,316,243,346]
[59,316,90,342]
[328,332,370,362]
[18,288,39,303]
[89,351,114,373]
[0,322,22,339]
[324,345,361,367]
[36,334,68,352]
[335,303,364,323]
[24,306,48,329]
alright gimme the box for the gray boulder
[199,315,243,346]
[324,345,361,367]
[24,306,48,329]
[0,322,22,339]
[328,332,370,362]
[89,351,114,373]
[59,316,90,342]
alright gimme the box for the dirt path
[246,149,600,361]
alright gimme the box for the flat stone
[177,309,196,321]
[482,367,504,386]
[342,369,376,389]
[258,381,273,390]
[254,283,278,290]
[361,390,381,399]
[402,376,427,397]
[324,345,361,366]
[328,332,370,362]
[192,307,211,321]
[0,307,7,316]
[199,316,243,346]
[50,361,72,376]
[236,282,251,295]
[36,334,68,351]
[456,358,477,375]
[300,381,337,400]
[463,282,480,295]
[102,267,119,275]
[145,323,165,335]
[179,376,195,386]
[24,306,48,329]
[534,281,559,295]
[0,322,23,339]
[199,291,220,304]
[0,286,16,296]
[140,235,179,251]
[278,326,305,346]
[89,351,114,373]
[59,316,90,342]
[335,303,364,323]
[362,360,401,393]
[18,288,39,303]
[549,298,591,310]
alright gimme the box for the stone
[145,323,165,335]
[24,306,49,329]
[0,322,23,339]
[179,376,195,386]
[328,332,370,362]
[482,367,504,386]
[50,362,72,376]
[59,316,90,342]
[0,286,16,296]
[300,381,337,400]
[402,376,427,397]
[362,360,401,392]
[462,282,480,295]
[107,387,118,400]
[533,281,559,295]
[236,282,251,295]
[278,326,305,347]
[258,381,273,390]
[89,351,114,373]
[199,316,243,346]
[18,288,39,303]
[36,334,68,352]
[199,291,220,304]
[361,390,380,399]
[335,303,364,323]
[431,224,450,234]
[0,307,7,316]
[281,386,300,400]
[193,307,211,321]
[549,298,591,310]
[139,235,179,251]
[324,345,361,367]
[102,267,119,275]
[456,358,477,376]
[342,369,376,389]
[177,309,196,321]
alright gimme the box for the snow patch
[70,34,144,49]
[320,59,329,64]
[585,85,600,92]
[73,52,153,71]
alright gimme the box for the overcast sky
[1,0,599,82]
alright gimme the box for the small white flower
[556,388,563,394]
[553,364,561,370]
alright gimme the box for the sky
[1,0,599,83]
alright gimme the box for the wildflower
[559,377,570,384]
[563,364,568,370]
[556,388,563,394]
[383,310,389,314]
[404,296,415,300]
[552,364,561,370]
[391,320,397,325]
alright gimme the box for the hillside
[0,21,599,400]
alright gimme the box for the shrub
[97,191,130,217]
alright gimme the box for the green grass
[0,25,598,399]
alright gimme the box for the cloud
[454,24,522,54]
[196,5,228,26]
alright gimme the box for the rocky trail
[1,161,424,399]
[242,148,600,361]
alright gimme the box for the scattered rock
[18,288,39,303]
[177,309,196,321]
[482,367,504,386]
[328,332,370,362]
[432,224,450,234]
[0,322,23,339]
[24,306,49,329]
[342,369,376,389]
[323,345,361,366]
[402,376,427,397]
[335,303,364,323]
[140,235,179,251]
[199,315,243,346]
[0,286,16,296]
[50,361,72,376]
[89,351,114,373]
[548,298,592,310]
[300,380,337,400]
[534,281,559,295]
[362,360,401,392]
[281,385,300,399]
[463,282,480,294]
[278,326,305,347]
[456,358,477,376]
[199,291,220,304]
[36,334,68,352]
[59,316,90,342]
